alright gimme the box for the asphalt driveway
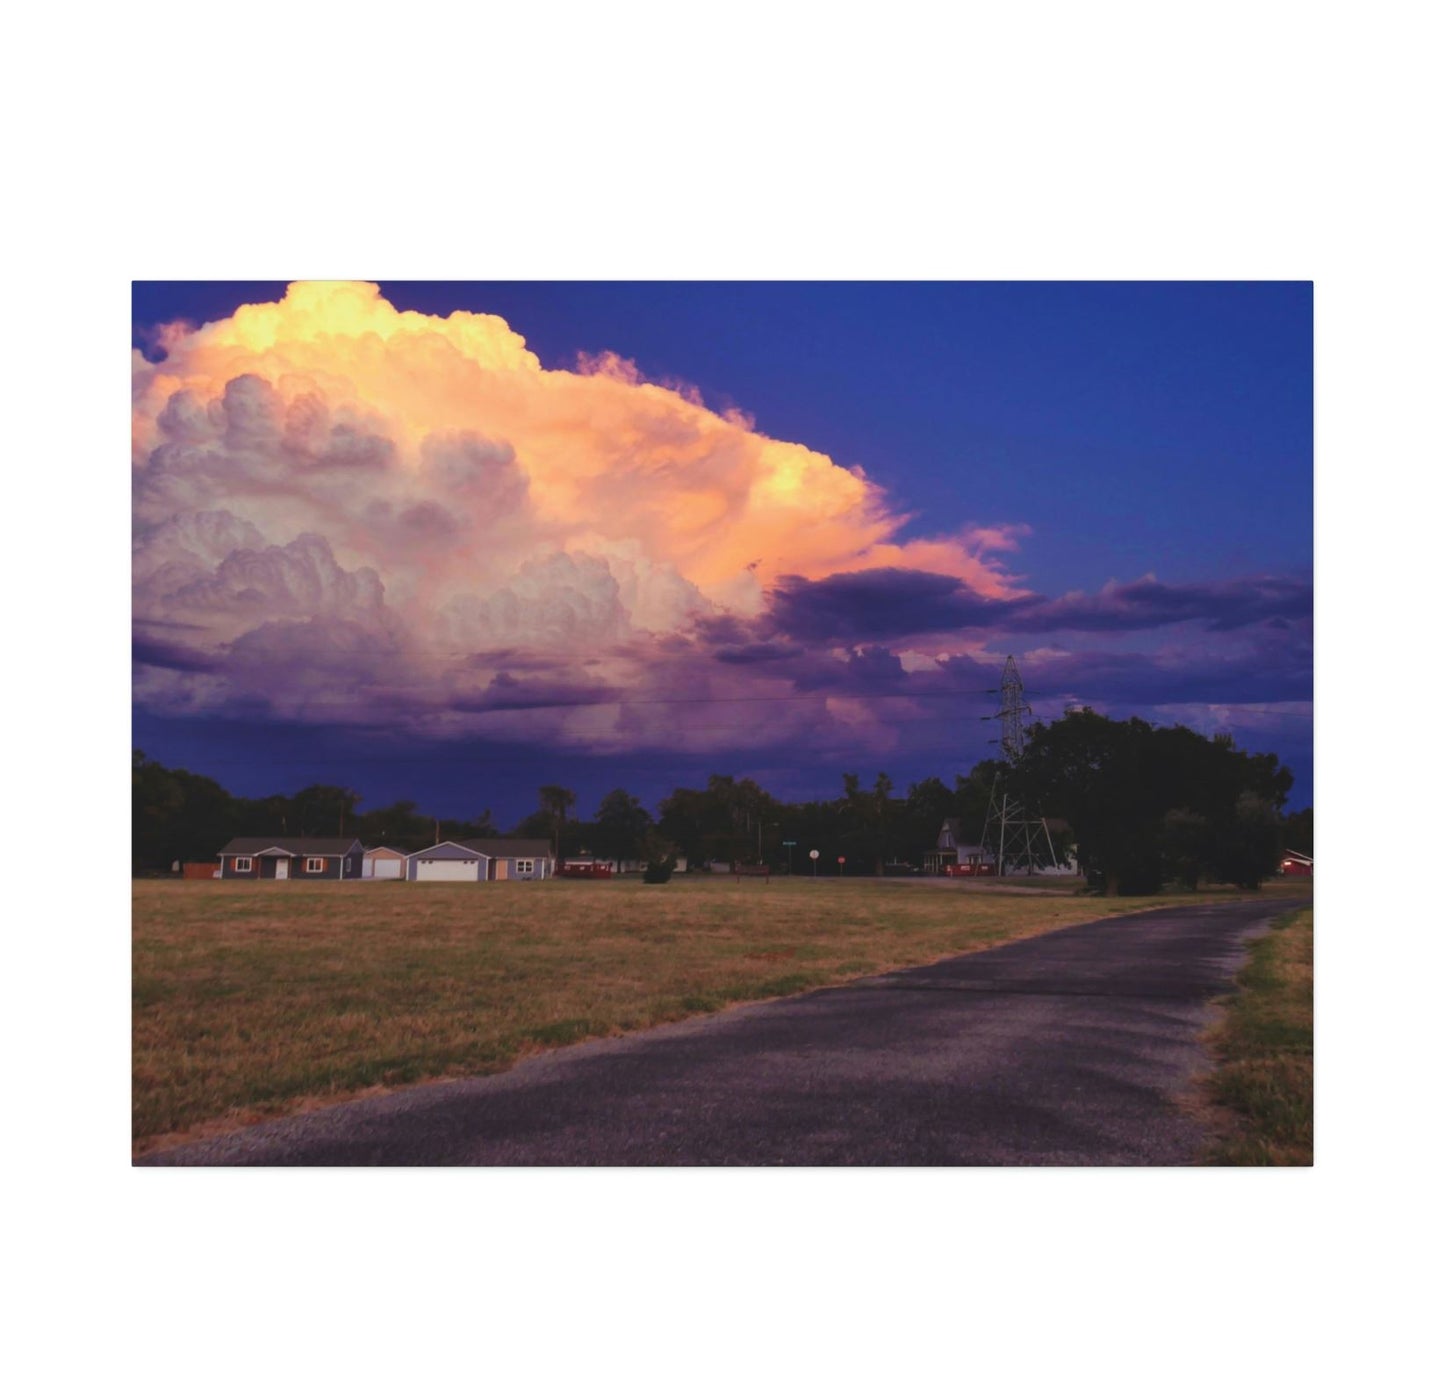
[138,897,1305,1166]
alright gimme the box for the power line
[133,688,1314,718]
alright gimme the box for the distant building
[362,846,409,880]
[923,817,975,874]
[923,817,1077,876]
[1278,849,1314,877]
[405,838,556,882]
[218,837,364,880]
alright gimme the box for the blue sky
[131,281,1312,821]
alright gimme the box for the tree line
[132,709,1311,892]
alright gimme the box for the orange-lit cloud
[133,282,1030,748]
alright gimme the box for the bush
[642,857,676,884]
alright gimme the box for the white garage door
[373,858,404,880]
[416,859,480,882]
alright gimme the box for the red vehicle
[559,860,614,879]
[946,858,998,877]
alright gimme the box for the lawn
[133,874,1272,1153]
[1201,906,1314,1165]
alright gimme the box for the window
[234,856,253,872]
[516,859,534,875]
[305,857,325,873]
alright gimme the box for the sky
[131,281,1313,823]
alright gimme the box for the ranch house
[218,837,365,880]
[406,838,556,883]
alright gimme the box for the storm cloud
[131,283,1311,778]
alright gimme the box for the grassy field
[1202,906,1314,1165]
[133,874,1276,1154]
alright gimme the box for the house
[924,817,1078,876]
[362,845,409,880]
[923,818,978,874]
[1278,849,1313,877]
[405,838,556,883]
[218,837,364,880]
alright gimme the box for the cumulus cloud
[131,282,1310,763]
[131,281,1029,748]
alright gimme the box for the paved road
[139,898,1304,1167]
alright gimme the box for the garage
[414,857,481,882]
[362,846,408,880]
[405,838,551,883]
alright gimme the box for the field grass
[1201,907,1314,1165]
[133,874,1276,1153]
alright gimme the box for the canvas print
[132,281,1313,1165]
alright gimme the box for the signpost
[782,840,796,874]
[809,848,819,877]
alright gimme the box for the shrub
[642,857,676,884]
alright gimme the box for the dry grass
[1201,907,1314,1165]
[133,875,1271,1153]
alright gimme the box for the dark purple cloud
[760,567,1311,647]
[933,634,1313,709]
[714,642,804,665]
[1014,574,1312,634]
[132,635,222,674]
[766,569,1029,644]
[449,672,623,714]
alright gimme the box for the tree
[356,800,435,848]
[592,788,654,869]
[657,786,712,867]
[1161,807,1210,891]
[131,750,235,873]
[291,784,361,837]
[903,776,956,856]
[954,761,1005,846]
[537,785,577,859]
[658,776,781,868]
[1212,792,1284,890]
[1280,806,1313,857]
[840,771,895,874]
[1014,710,1294,895]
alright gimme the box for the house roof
[409,838,554,859]
[1282,849,1314,863]
[364,845,412,857]
[219,837,363,856]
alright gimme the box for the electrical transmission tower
[980,656,1058,875]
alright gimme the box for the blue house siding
[290,852,363,880]
[218,844,364,880]
[221,852,286,880]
